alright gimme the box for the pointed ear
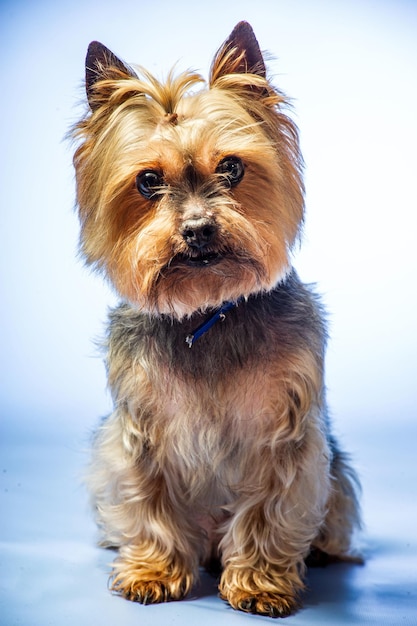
[85,41,136,109]
[210,21,266,84]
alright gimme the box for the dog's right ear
[85,41,136,109]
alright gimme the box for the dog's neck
[185,300,241,348]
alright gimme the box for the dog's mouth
[170,251,223,268]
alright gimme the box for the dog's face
[73,23,304,318]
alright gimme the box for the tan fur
[72,22,361,617]
[73,29,303,319]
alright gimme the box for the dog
[71,21,361,617]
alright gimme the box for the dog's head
[72,22,304,319]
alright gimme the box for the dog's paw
[112,576,189,604]
[110,555,193,604]
[219,566,300,617]
[221,588,298,617]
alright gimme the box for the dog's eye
[216,156,244,187]
[136,170,164,199]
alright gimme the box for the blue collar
[185,300,239,348]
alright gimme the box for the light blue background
[1,1,416,624]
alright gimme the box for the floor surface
[1,416,416,626]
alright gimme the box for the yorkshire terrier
[72,21,361,617]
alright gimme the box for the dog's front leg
[88,408,201,604]
[110,508,199,604]
[109,480,200,604]
[218,421,331,617]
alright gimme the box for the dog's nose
[182,218,217,249]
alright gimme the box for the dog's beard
[103,208,291,319]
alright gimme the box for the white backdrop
[1,1,416,624]
[1,0,416,431]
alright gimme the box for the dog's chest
[155,360,283,455]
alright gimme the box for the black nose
[182,218,217,249]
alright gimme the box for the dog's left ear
[85,41,137,109]
[209,21,266,84]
